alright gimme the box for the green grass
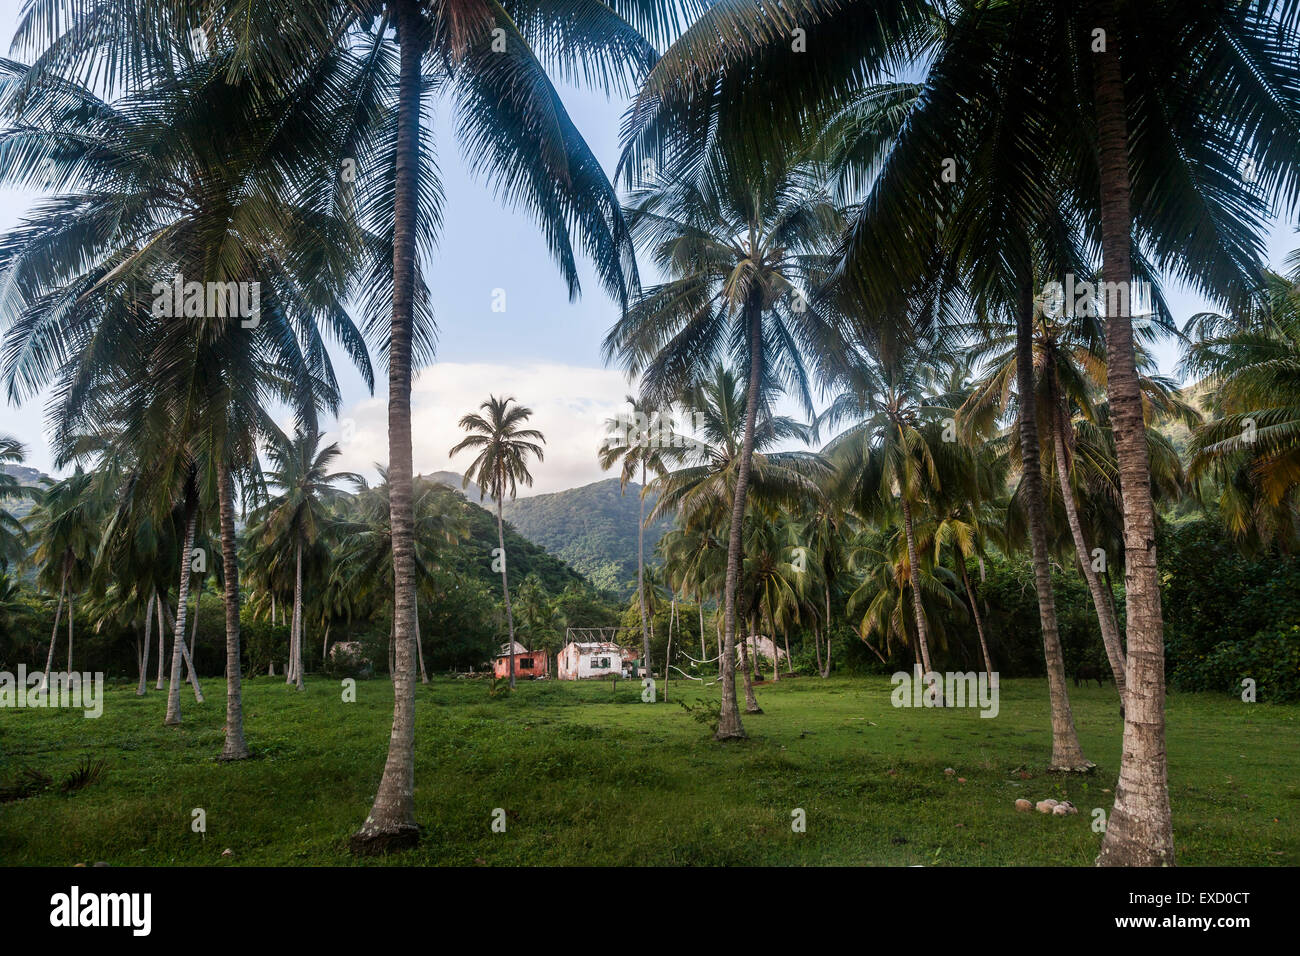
[1,674,1296,865]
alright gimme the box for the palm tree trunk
[766,604,781,681]
[961,561,994,683]
[898,495,935,676]
[1050,398,1127,706]
[292,539,304,690]
[783,628,792,677]
[164,600,203,703]
[716,306,763,739]
[1015,279,1089,769]
[415,589,428,684]
[185,588,200,680]
[65,591,74,674]
[218,462,249,760]
[822,587,833,677]
[497,496,517,690]
[638,461,652,680]
[813,624,823,675]
[352,0,422,853]
[155,591,166,689]
[137,592,154,696]
[43,568,66,688]
[165,491,199,725]
[698,593,706,663]
[1091,0,1173,865]
[738,616,761,713]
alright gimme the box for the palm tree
[250,428,359,690]
[626,0,1300,868]
[605,161,846,739]
[818,335,963,686]
[599,395,685,682]
[27,467,105,685]
[1184,271,1300,549]
[0,435,35,570]
[451,396,546,689]
[0,41,372,751]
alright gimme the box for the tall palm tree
[249,428,359,690]
[599,395,685,681]
[817,335,962,685]
[451,396,546,689]
[605,161,846,739]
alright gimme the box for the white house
[557,641,628,680]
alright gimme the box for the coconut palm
[451,396,546,689]
[26,467,106,685]
[0,435,36,570]
[1183,271,1300,549]
[605,161,847,738]
[249,428,359,690]
[599,395,689,681]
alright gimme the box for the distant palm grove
[0,0,1298,868]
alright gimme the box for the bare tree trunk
[497,496,517,690]
[164,600,203,703]
[66,592,74,674]
[822,588,833,677]
[767,604,781,682]
[42,568,66,688]
[352,0,423,852]
[137,592,155,696]
[638,461,652,679]
[165,492,199,725]
[783,628,792,677]
[415,589,428,684]
[961,562,994,683]
[1016,278,1089,769]
[698,594,706,664]
[218,462,249,760]
[292,540,304,690]
[716,307,764,739]
[743,624,759,712]
[185,588,200,681]
[1051,398,1127,707]
[1091,0,1173,865]
[899,495,935,676]
[155,591,166,690]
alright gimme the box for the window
[519,658,532,669]
[596,657,610,669]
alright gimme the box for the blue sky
[1,8,1296,493]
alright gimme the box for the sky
[1,7,1296,494]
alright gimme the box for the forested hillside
[498,478,673,594]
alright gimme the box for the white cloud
[323,361,636,496]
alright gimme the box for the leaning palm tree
[249,428,359,690]
[604,160,846,739]
[450,396,546,689]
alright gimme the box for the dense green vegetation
[2,676,1295,866]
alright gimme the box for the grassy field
[1,673,1296,865]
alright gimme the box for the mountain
[499,478,672,596]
